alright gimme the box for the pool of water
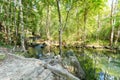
[73,48,120,80]
[26,46,120,80]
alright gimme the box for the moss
[0,54,6,60]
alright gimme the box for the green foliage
[0,0,119,46]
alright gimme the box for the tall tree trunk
[0,2,3,42]
[8,0,12,44]
[46,3,51,53]
[56,0,62,56]
[115,28,120,45]
[19,0,26,51]
[114,0,119,45]
[110,0,115,46]
[96,13,100,43]
[46,3,50,40]
[83,0,87,46]
[13,0,17,51]
[14,0,17,41]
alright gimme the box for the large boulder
[0,48,80,80]
[0,53,54,80]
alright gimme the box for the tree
[110,0,115,46]
[46,0,50,40]
[56,0,62,55]
[19,0,26,51]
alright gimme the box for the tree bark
[96,13,100,43]
[115,28,120,45]
[12,0,17,51]
[14,0,17,41]
[56,0,62,56]
[83,0,87,46]
[19,0,26,51]
[110,0,115,46]
[45,2,51,53]
[46,3,50,40]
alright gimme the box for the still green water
[73,48,120,80]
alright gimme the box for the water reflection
[99,72,105,80]
[99,72,104,80]
[74,48,120,80]
[99,72,115,80]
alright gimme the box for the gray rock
[0,53,54,80]
[0,52,80,80]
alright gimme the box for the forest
[0,0,120,80]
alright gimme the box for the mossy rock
[0,53,6,60]
[27,47,37,58]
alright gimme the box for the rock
[0,51,80,80]
[63,50,85,79]
[0,53,54,80]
